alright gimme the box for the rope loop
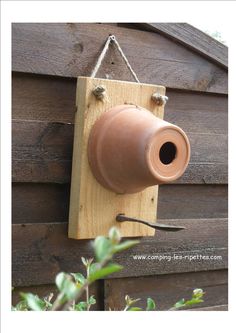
[91,35,140,83]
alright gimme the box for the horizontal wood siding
[12,218,227,286]
[12,23,228,310]
[12,23,227,94]
[127,23,228,68]
[104,270,228,310]
[12,183,228,224]
[12,73,228,185]
[12,119,227,184]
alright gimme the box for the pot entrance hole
[159,142,176,165]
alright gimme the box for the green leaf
[81,257,93,268]
[113,240,139,254]
[146,297,156,311]
[173,298,186,309]
[128,307,142,311]
[71,273,86,285]
[125,295,141,306]
[74,301,88,311]
[12,300,29,311]
[81,257,88,267]
[20,293,45,311]
[89,262,100,276]
[89,264,123,282]
[108,227,121,244]
[55,272,78,300]
[94,236,113,262]
[185,299,203,307]
[89,295,96,305]
[192,288,204,299]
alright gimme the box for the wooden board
[12,121,228,181]
[12,183,228,224]
[12,73,228,131]
[12,23,228,94]
[104,270,228,310]
[12,73,228,185]
[68,77,166,239]
[12,121,228,185]
[12,218,228,286]
[129,23,228,69]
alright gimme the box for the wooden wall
[12,23,228,310]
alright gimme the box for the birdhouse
[68,77,190,239]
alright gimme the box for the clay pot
[88,104,190,194]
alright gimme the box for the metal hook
[116,214,185,232]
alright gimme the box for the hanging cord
[91,35,140,83]
[91,34,167,105]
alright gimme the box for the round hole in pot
[159,142,177,165]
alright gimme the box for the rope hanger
[91,35,140,83]
[90,34,168,106]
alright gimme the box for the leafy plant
[169,288,205,311]
[12,227,204,311]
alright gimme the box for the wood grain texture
[12,183,228,224]
[131,23,228,68]
[12,73,228,184]
[12,120,228,185]
[104,270,228,311]
[12,23,227,93]
[12,218,227,286]
[12,183,70,224]
[69,77,166,239]
[12,73,228,132]
[12,73,77,123]
[12,282,103,310]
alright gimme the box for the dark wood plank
[12,281,103,310]
[132,23,228,69]
[12,73,228,132]
[12,183,70,224]
[165,89,228,135]
[12,23,227,93]
[12,119,228,184]
[158,184,228,219]
[104,270,228,311]
[12,183,228,224]
[12,73,76,123]
[12,218,227,286]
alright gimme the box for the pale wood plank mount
[68,77,166,239]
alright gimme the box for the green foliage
[171,288,205,310]
[19,293,50,311]
[94,236,113,262]
[12,227,204,311]
[93,229,139,263]
[88,264,123,283]
[74,301,88,311]
[71,272,86,285]
[146,297,156,311]
[109,226,121,244]
[12,300,29,311]
[124,295,141,311]
[112,240,140,254]
[56,272,79,301]
[128,307,142,311]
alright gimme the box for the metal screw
[92,85,106,100]
[151,92,168,106]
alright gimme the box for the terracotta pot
[88,104,190,194]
